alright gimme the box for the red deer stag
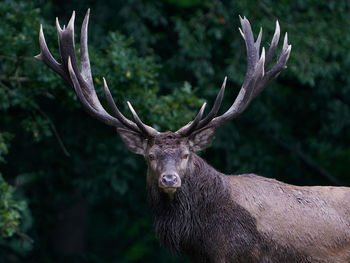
[36,9,350,263]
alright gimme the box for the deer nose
[160,173,180,188]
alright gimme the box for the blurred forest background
[0,0,349,262]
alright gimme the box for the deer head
[35,9,291,196]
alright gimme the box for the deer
[35,9,350,263]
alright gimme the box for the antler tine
[252,32,291,100]
[103,78,140,132]
[177,102,207,136]
[35,10,158,136]
[239,16,260,80]
[194,77,227,130]
[176,76,226,136]
[35,25,69,83]
[80,9,94,89]
[265,20,280,68]
[127,102,159,137]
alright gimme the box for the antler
[35,9,158,138]
[36,11,290,140]
[176,16,291,136]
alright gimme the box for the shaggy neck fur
[147,154,312,263]
[147,154,262,262]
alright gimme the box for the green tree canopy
[0,0,349,262]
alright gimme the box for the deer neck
[146,154,236,254]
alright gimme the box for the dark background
[0,0,349,262]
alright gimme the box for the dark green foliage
[0,174,25,238]
[0,0,349,262]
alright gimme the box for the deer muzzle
[159,173,181,189]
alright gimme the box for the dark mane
[147,155,311,262]
[147,154,261,261]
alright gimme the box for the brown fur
[230,175,350,262]
[143,133,350,263]
[116,127,350,262]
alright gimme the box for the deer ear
[117,128,147,155]
[189,126,216,152]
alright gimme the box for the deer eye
[182,154,189,159]
[149,154,155,161]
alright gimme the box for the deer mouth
[161,186,179,195]
[159,182,182,192]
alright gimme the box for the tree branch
[39,110,71,157]
[274,138,343,186]
[0,79,70,157]
[0,76,30,82]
